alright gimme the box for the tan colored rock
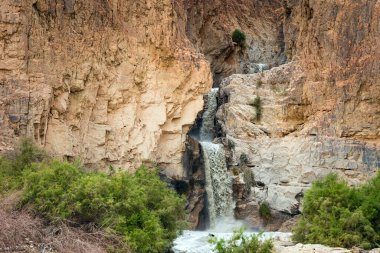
[218,68,379,215]
[216,0,380,223]
[283,0,380,143]
[0,0,212,176]
[185,0,284,84]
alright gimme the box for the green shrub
[21,163,187,253]
[293,173,380,249]
[232,168,240,176]
[256,78,263,87]
[250,96,262,121]
[0,138,46,195]
[228,139,236,149]
[240,153,248,165]
[232,29,246,45]
[21,161,83,218]
[259,202,271,221]
[210,229,273,253]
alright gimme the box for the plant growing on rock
[240,153,248,165]
[232,29,246,45]
[243,168,255,192]
[232,168,240,176]
[250,96,262,121]
[227,138,236,149]
[259,202,272,221]
[256,78,263,87]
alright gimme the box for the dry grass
[0,192,129,253]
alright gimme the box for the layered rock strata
[216,0,380,228]
[0,0,212,176]
[184,0,284,85]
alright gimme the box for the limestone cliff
[0,0,212,176]
[216,0,380,228]
[184,0,284,85]
[1,0,379,231]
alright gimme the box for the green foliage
[232,29,246,45]
[232,168,240,176]
[240,153,248,165]
[293,173,380,249]
[243,168,255,188]
[209,229,273,253]
[256,78,263,87]
[21,163,187,253]
[258,202,271,221]
[0,138,46,194]
[228,139,236,149]
[250,96,262,121]
[21,161,84,218]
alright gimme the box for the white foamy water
[201,142,233,228]
[174,88,290,253]
[172,230,292,253]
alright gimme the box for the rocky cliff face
[0,0,212,176]
[1,0,379,231]
[282,0,380,141]
[216,0,380,228]
[184,0,284,85]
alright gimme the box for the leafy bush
[232,29,246,45]
[21,161,84,218]
[232,168,240,176]
[293,173,380,249]
[256,78,263,87]
[21,162,187,253]
[210,229,273,253]
[250,96,262,121]
[259,202,271,221]
[0,138,46,194]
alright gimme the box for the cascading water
[201,142,233,228]
[199,88,219,141]
[172,88,292,252]
[198,88,233,229]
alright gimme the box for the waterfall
[199,88,218,141]
[199,88,233,228]
[202,142,233,227]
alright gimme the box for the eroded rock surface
[185,0,284,85]
[0,0,212,176]
[216,0,380,229]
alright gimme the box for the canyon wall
[1,0,379,230]
[216,0,380,228]
[184,0,284,85]
[0,0,212,176]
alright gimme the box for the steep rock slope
[185,0,284,85]
[216,0,380,228]
[0,0,212,176]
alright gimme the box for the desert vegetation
[258,202,272,222]
[209,229,273,253]
[293,173,380,249]
[0,139,187,253]
[232,29,246,45]
[249,96,262,121]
